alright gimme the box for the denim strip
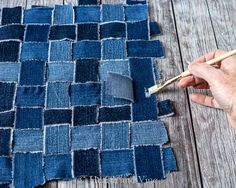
[101,122,129,150]
[0,129,11,156]
[25,25,50,42]
[53,4,73,24]
[0,63,19,82]
[102,39,125,60]
[45,124,70,155]
[127,20,149,40]
[150,21,161,36]
[47,63,74,81]
[1,7,22,25]
[100,22,126,39]
[45,154,72,180]
[0,111,15,128]
[126,0,146,5]
[49,25,76,40]
[78,0,99,5]
[77,23,99,40]
[0,157,12,183]
[158,99,175,117]
[0,83,16,112]
[23,7,53,24]
[163,147,177,174]
[13,130,43,152]
[50,40,72,61]
[74,6,101,23]
[71,125,101,150]
[0,41,20,62]
[44,109,72,125]
[0,25,25,41]
[125,5,148,21]
[102,4,124,22]
[131,121,168,146]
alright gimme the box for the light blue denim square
[0,63,19,82]
[125,5,148,21]
[50,41,72,62]
[23,7,53,24]
[102,4,124,22]
[102,39,125,60]
[74,6,101,23]
[53,4,73,24]
[47,63,74,81]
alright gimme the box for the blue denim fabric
[127,20,148,40]
[15,86,45,107]
[100,22,126,39]
[158,99,174,117]
[125,5,148,21]
[13,153,44,188]
[163,147,177,174]
[0,63,19,82]
[19,60,45,85]
[13,130,43,152]
[45,125,70,155]
[46,82,70,109]
[102,4,124,22]
[150,21,161,36]
[21,42,49,61]
[73,41,101,59]
[44,154,72,180]
[131,121,168,146]
[99,105,131,122]
[15,108,43,129]
[49,25,76,40]
[0,41,20,62]
[53,4,73,24]
[0,157,12,182]
[102,122,129,150]
[75,59,99,83]
[1,7,22,25]
[73,149,99,177]
[47,63,74,81]
[44,109,72,125]
[134,146,164,182]
[74,6,100,23]
[0,83,15,112]
[107,72,134,102]
[102,39,125,60]
[77,23,99,40]
[23,7,53,24]
[0,111,15,128]
[126,0,146,4]
[71,125,101,150]
[50,40,72,61]
[101,149,134,177]
[73,105,98,126]
[25,25,50,42]
[127,40,164,58]
[129,58,158,121]
[0,25,25,40]
[70,83,101,106]
[78,0,99,5]
[0,129,11,156]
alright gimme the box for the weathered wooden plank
[172,0,236,187]
[26,0,63,8]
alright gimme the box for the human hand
[178,50,236,129]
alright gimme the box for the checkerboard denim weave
[0,0,177,187]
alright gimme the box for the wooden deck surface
[1,0,236,187]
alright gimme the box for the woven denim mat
[0,0,177,187]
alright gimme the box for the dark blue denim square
[127,40,164,58]
[125,5,148,21]
[74,149,99,177]
[126,0,146,4]
[77,23,98,40]
[13,153,44,188]
[1,7,22,25]
[150,21,161,36]
[44,109,72,125]
[50,41,72,61]
[15,86,45,107]
[163,147,177,174]
[0,111,15,128]
[134,146,164,182]
[49,25,76,40]
[0,129,11,156]
[0,157,12,183]
[74,6,100,23]
[47,63,74,81]
[25,25,50,42]
[73,105,97,126]
[100,22,126,39]
[45,125,70,155]
[99,105,131,122]
[73,41,101,60]
[13,130,43,152]
[70,83,101,106]
[101,149,134,177]
[75,59,99,83]
[0,83,15,112]
[21,42,49,61]
[102,39,125,60]
[0,25,25,41]
[102,122,129,150]
[102,4,124,22]
[129,58,158,121]
[15,108,43,129]
[158,99,175,117]
[0,41,20,62]
[19,60,45,85]
[127,20,148,40]
[23,7,53,24]
[78,0,99,5]
[53,4,73,24]
[44,154,72,180]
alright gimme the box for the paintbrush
[145,49,236,97]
